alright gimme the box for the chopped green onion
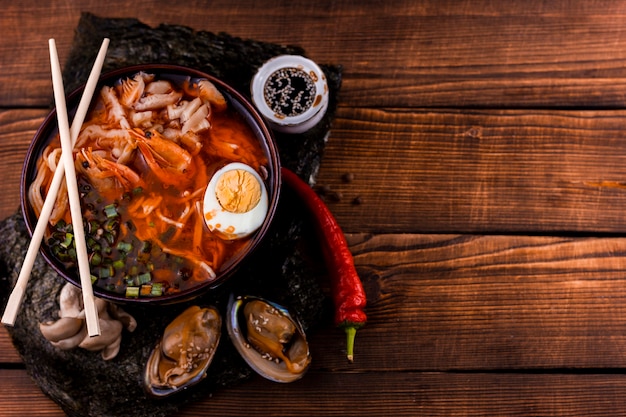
[51,244,62,256]
[133,186,143,195]
[126,287,140,298]
[90,252,102,266]
[137,272,151,285]
[104,218,119,233]
[150,283,163,296]
[98,266,114,279]
[60,233,74,249]
[103,232,115,245]
[89,220,100,232]
[116,241,133,253]
[104,204,118,218]
[90,275,98,284]
[112,259,126,270]
[86,237,97,248]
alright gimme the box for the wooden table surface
[4,1,626,415]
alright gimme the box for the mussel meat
[144,305,221,397]
[226,295,311,383]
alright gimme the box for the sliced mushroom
[38,283,136,360]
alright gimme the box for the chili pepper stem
[345,326,357,363]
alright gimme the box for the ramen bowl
[21,64,281,304]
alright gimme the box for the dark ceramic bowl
[21,64,281,304]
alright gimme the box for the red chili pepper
[281,167,367,362]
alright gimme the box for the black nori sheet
[0,13,342,417]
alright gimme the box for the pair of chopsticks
[1,38,110,337]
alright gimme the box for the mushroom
[39,283,137,360]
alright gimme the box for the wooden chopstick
[48,38,101,336]
[1,38,109,334]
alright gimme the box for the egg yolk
[215,169,262,213]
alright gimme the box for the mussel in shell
[226,295,311,383]
[144,305,221,397]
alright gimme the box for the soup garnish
[29,71,269,298]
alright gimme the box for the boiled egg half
[203,162,269,240]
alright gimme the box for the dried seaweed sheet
[0,13,342,417]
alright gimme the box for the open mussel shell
[144,305,221,397]
[226,295,311,383]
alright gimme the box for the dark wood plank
[7,1,626,417]
[2,368,626,417]
[0,327,22,364]
[316,108,626,234]
[7,108,626,234]
[0,370,65,416]
[0,109,46,220]
[5,233,626,370]
[179,372,626,417]
[5,1,626,108]
[342,233,626,370]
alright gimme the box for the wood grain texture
[346,233,626,370]
[0,109,47,220]
[7,108,626,234]
[3,369,626,417]
[175,372,626,417]
[0,327,22,363]
[3,234,626,370]
[5,1,626,108]
[316,108,626,233]
[3,1,626,416]
[0,370,64,416]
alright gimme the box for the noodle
[32,71,269,297]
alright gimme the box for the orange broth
[38,73,269,298]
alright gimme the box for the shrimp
[198,79,227,112]
[130,128,195,186]
[183,78,227,112]
[75,124,134,163]
[76,148,144,199]
[118,72,146,108]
